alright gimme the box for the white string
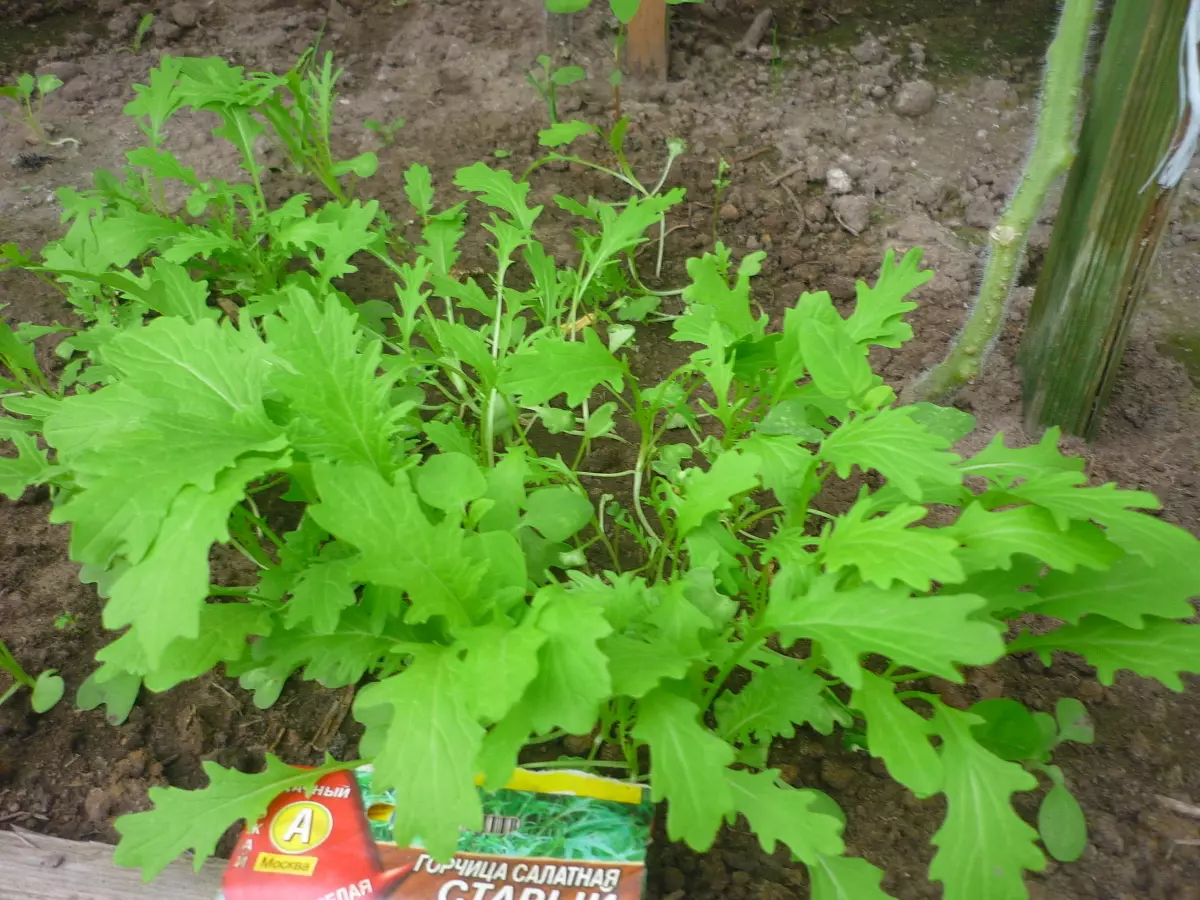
[1146,0,1200,190]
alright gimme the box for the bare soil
[2,0,1199,897]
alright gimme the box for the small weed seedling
[3,51,1200,900]
[0,639,63,712]
[0,73,62,143]
[712,156,732,244]
[54,611,80,631]
[364,117,406,146]
[131,13,155,53]
[527,54,586,125]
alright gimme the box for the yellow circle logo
[270,801,334,854]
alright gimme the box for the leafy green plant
[0,638,64,712]
[3,52,1200,900]
[0,73,63,143]
[526,55,586,126]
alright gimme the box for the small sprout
[131,13,155,53]
[0,72,63,143]
[364,117,406,146]
[54,611,78,630]
[493,148,512,159]
[527,55,587,126]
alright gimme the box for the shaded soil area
[2,0,1199,897]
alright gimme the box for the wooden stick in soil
[626,0,668,80]
[904,0,1097,404]
[1019,0,1195,437]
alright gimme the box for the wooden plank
[0,829,224,900]
[625,0,668,80]
[1018,0,1191,436]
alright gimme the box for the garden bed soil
[2,0,1199,898]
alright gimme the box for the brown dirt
[2,0,1199,897]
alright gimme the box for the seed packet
[216,765,653,900]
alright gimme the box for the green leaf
[284,555,358,634]
[670,450,760,537]
[592,189,684,267]
[265,291,402,473]
[930,705,1045,900]
[523,486,593,542]
[844,247,930,348]
[523,586,613,733]
[822,501,963,591]
[952,503,1122,573]
[76,668,141,725]
[250,608,396,689]
[1026,552,1199,628]
[1039,783,1087,862]
[404,163,434,217]
[1009,616,1200,691]
[354,648,483,859]
[501,328,624,407]
[609,0,641,22]
[819,407,961,501]
[454,161,541,230]
[331,151,378,179]
[538,119,595,148]
[808,855,896,900]
[30,670,64,713]
[800,318,874,401]
[601,634,692,697]
[959,428,1083,487]
[142,258,215,322]
[716,663,837,742]
[907,402,976,444]
[477,449,529,533]
[545,0,591,12]
[633,687,735,849]
[0,431,52,500]
[551,65,588,86]
[1055,697,1093,745]
[304,200,382,281]
[103,457,277,666]
[457,620,547,722]
[310,462,487,627]
[679,251,764,344]
[738,433,816,514]
[764,573,1003,689]
[724,769,845,863]
[852,671,942,797]
[968,698,1049,762]
[756,400,825,441]
[46,317,285,570]
[1004,471,1159,529]
[114,755,358,880]
[415,452,487,512]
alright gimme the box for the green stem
[906,0,1097,402]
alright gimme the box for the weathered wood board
[0,828,223,900]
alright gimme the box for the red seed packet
[217,765,653,900]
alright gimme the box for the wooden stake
[1019,0,1192,437]
[626,0,668,81]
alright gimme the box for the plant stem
[906,0,1097,402]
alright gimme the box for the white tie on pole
[1146,0,1200,189]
